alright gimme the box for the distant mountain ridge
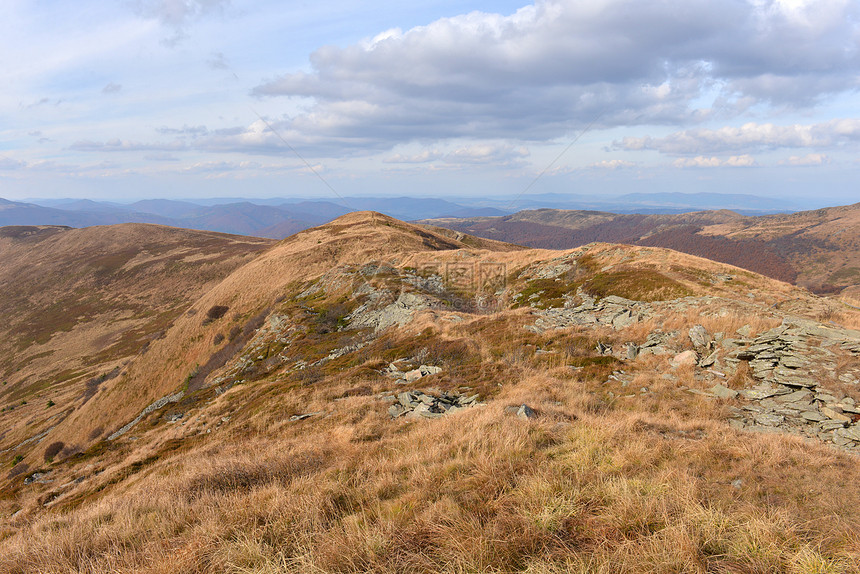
[421,202,860,297]
[4,191,809,239]
[2,196,519,238]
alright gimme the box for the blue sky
[1,0,859,205]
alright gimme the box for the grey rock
[516,404,537,420]
[419,365,442,376]
[289,413,316,422]
[699,351,719,368]
[779,355,808,369]
[612,310,637,329]
[689,325,709,350]
[709,384,738,399]
[774,390,812,403]
[819,407,850,424]
[841,425,860,442]
[754,413,784,426]
[602,295,635,306]
[800,411,827,422]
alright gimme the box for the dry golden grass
[2,356,859,573]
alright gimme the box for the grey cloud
[69,138,187,152]
[156,124,209,137]
[207,51,230,70]
[102,82,122,94]
[614,119,860,155]
[249,0,860,151]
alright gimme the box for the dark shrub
[203,305,230,324]
[44,441,64,462]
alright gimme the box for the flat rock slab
[709,384,738,399]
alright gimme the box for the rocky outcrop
[107,391,185,441]
[387,390,481,419]
[383,362,443,384]
[722,320,860,450]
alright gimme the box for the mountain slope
[0,224,273,474]
[2,214,860,573]
[422,203,860,294]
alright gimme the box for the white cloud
[614,119,860,155]
[383,150,443,164]
[250,0,860,149]
[443,143,529,165]
[588,159,636,169]
[673,155,757,168]
[782,153,830,166]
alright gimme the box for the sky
[1,0,859,206]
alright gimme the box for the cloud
[156,124,209,137]
[383,150,443,164]
[673,155,757,168]
[383,143,528,166]
[102,82,122,94]
[249,0,860,150]
[588,159,636,169]
[0,157,26,170]
[69,138,186,152]
[443,143,529,165]
[145,152,181,161]
[133,0,230,45]
[782,153,830,166]
[614,119,860,155]
[207,51,230,70]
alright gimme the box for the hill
[0,224,273,480]
[421,203,860,297]
[1,214,859,573]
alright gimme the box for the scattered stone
[699,351,718,368]
[389,390,479,419]
[820,407,851,424]
[753,413,784,427]
[505,404,537,420]
[289,413,317,422]
[24,472,49,485]
[671,350,698,367]
[709,384,738,399]
[625,343,639,360]
[689,325,709,350]
[801,411,826,422]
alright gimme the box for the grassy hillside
[1,214,859,573]
[0,224,273,476]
